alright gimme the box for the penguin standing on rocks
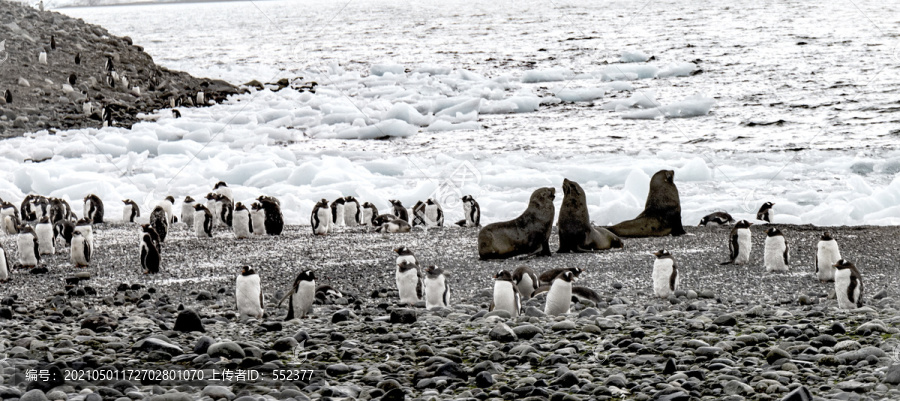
[756,202,774,223]
[490,270,521,317]
[411,201,427,227]
[764,227,790,272]
[544,270,575,316]
[160,196,176,225]
[396,260,422,306]
[652,249,679,298]
[423,265,450,309]
[834,259,863,310]
[455,195,481,227]
[816,232,841,282]
[1,202,19,235]
[39,51,47,65]
[54,219,74,248]
[140,231,160,274]
[425,199,444,227]
[361,202,378,227]
[149,206,168,243]
[250,202,265,235]
[723,220,753,265]
[330,197,346,228]
[217,194,234,228]
[17,227,40,268]
[205,193,222,227]
[236,266,264,319]
[390,200,409,222]
[181,196,196,227]
[83,194,104,224]
[122,199,140,223]
[141,224,161,251]
[70,230,91,268]
[257,196,284,235]
[343,196,361,227]
[3,90,11,105]
[698,211,734,226]
[512,266,538,300]
[35,216,55,255]
[74,53,81,65]
[50,35,56,50]
[281,270,316,320]
[311,199,332,236]
[193,204,213,238]
[233,202,252,239]
[0,243,11,282]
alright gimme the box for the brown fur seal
[478,187,555,260]
[608,170,685,237]
[557,179,623,252]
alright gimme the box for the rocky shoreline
[0,223,899,400]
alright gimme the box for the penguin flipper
[276,290,293,308]
[443,282,450,307]
[416,277,423,300]
[285,295,294,321]
[814,254,818,273]
[783,245,790,266]
[84,241,91,264]
[729,232,739,261]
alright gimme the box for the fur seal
[478,187,555,260]
[608,170,685,237]
[557,179,623,252]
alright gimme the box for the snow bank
[620,50,651,63]
[521,69,574,83]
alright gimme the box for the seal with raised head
[607,170,685,237]
[557,179,623,252]
[477,187,556,260]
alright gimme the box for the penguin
[105,73,116,89]
[411,201,426,227]
[723,220,753,265]
[490,270,521,317]
[544,270,575,316]
[538,267,583,286]
[218,194,234,228]
[53,219,74,247]
[75,218,93,247]
[131,86,141,97]
[376,216,411,233]
[82,100,93,117]
[141,224,161,251]
[149,206,168,243]
[160,196,176,226]
[70,230,91,267]
[512,265,539,300]
[48,197,70,223]
[330,197,346,228]
[257,196,284,235]
[172,109,182,119]
[1,202,20,235]
[193,204,213,238]
[83,194,104,224]
[50,35,55,50]
[205,193,222,226]
[20,195,36,222]
[816,231,841,282]
[834,259,863,310]
[699,211,735,226]
[233,202,252,239]
[361,202,378,227]
[310,199,332,235]
[250,202,265,235]
[67,73,76,86]
[213,181,233,203]
[122,199,140,223]
[39,51,47,65]
[35,216,55,255]
[0,243,11,282]
[235,265,264,319]
[652,249,679,298]
[139,232,160,274]
[104,56,114,72]
[343,196,361,227]
[756,202,774,223]
[394,246,417,266]
[455,195,481,227]
[34,196,50,221]
[764,227,790,272]
[396,260,422,305]
[17,227,40,268]
[196,91,206,105]
[181,196,196,227]
[424,199,444,227]
[423,265,450,309]
[74,53,81,65]
[390,199,409,222]
[281,269,316,320]
[121,75,129,89]
[101,105,114,127]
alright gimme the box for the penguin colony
[0,177,867,325]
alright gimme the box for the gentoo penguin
[512,266,539,300]
[394,246,418,266]
[83,194,104,224]
[330,197,346,228]
[140,232,160,274]
[652,249,679,298]
[361,202,378,227]
[282,269,316,320]
[763,227,790,272]
[235,266,264,319]
[834,259,863,310]
[423,265,450,309]
[35,216,55,255]
[756,202,774,223]
[233,202,252,239]
[723,220,753,265]
[250,202,265,235]
[1,202,20,235]
[455,195,481,227]
[389,199,409,222]
[172,109,182,119]
[122,199,140,223]
[490,270,521,317]
[196,91,205,105]
[3,90,11,104]
[149,206,168,243]
[205,193,222,226]
[425,199,444,227]
[160,196,176,225]
[17,227,40,268]
[0,243,11,282]
[193,204,213,238]
[257,196,284,235]
[217,194,234,227]
[104,56,114,72]
[53,219,74,247]
[815,232,841,282]
[396,260,422,305]
[20,195,36,222]
[699,211,735,226]
[538,267,583,287]
[48,197,71,223]
[74,53,80,65]
[212,181,232,202]
[181,196,196,227]
[376,216,411,233]
[39,51,47,65]
[82,100,93,117]
[68,73,76,85]
[34,196,50,221]
[70,230,91,267]
[105,73,116,89]
[310,199,332,235]
[343,196,361,227]
[544,270,575,316]
[50,35,55,50]
[411,201,426,227]
[75,218,93,247]
[141,224,161,251]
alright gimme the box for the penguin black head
[558,271,575,282]
[397,260,417,272]
[141,224,157,233]
[205,193,217,200]
[494,270,513,281]
[234,202,246,211]
[193,203,206,211]
[821,231,833,241]
[735,220,753,229]
[389,199,403,206]
[833,259,856,271]
[172,109,181,118]
[653,249,672,259]
[424,265,444,276]
[766,227,783,237]
[240,265,257,276]
[214,181,228,189]
[393,246,413,256]
[331,197,346,206]
[184,196,195,203]
[461,195,473,202]
[759,202,774,212]
[296,269,316,282]
[122,199,133,205]
[251,202,262,211]
[67,74,76,86]
[362,201,373,208]
[413,200,424,209]
[344,195,356,202]
[426,198,438,206]
[4,90,11,104]
[74,53,81,65]
[165,196,175,203]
